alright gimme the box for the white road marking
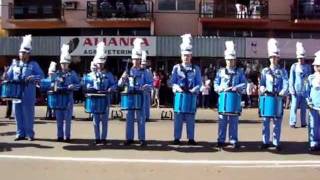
[1,155,320,168]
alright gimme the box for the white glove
[278,91,285,96]
[260,86,266,94]
[290,90,296,96]
[173,85,183,93]
[68,84,75,90]
[189,87,198,94]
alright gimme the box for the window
[177,0,195,10]
[158,0,176,10]
[158,0,195,11]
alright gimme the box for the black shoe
[275,145,282,151]
[290,125,296,128]
[57,137,64,142]
[140,140,147,147]
[65,138,71,143]
[101,139,107,145]
[95,139,101,145]
[188,139,197,145]
[216,142,225,148]
[28,137,35,141]
[309,146,318,152]
[301,125,307,128]
[124,140,134,146]
[259,143,269,150]
[173,139,181,145]
[14,137,26,141]
[231,143,240,149]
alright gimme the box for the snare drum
[218,91,242,116]
[85,93,109,114]
[259,95,283,118]
[47,91,69,110]
[39,79,52,93]
[173,92,197,114]
[120,91,143,110]
[1,81,24,101]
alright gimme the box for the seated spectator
[100,0,116,18]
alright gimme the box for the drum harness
[179,64,195,92]
[266,67,277,96]
[225,68,237,91]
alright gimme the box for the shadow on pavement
[0,142,54,152]
[62,139,218,153]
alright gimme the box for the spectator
[152,71,161,108]
[246,79,256,108]
[100,0,115,18]
[200,79,211,108]
[1,65,13,119]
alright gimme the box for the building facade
[0,0,319,77]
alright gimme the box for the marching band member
[141,50,152,121]
[171,34,201,145]
[50,44,80,142]
[46,61,57,120]
[259,38,288,151]
[305,51,320,151]
[289,42,312,128]
[85,42,116,145]
[118,38,153,146]
[5,35,44,141]
[214,41,247,149]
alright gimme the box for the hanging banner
[60,36,156,56]
[246,38,320,59]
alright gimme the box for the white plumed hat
[313,50,320,65]
[224,41,236,60]
[268,38,280,57]
[48,61,57,74]
[60,44,71,64]
[93,42,107,64]
[296,42,306,59]
[141,50,148,64]
[180,34,192,55]
[19,34,32,53]
[131,38,144,59]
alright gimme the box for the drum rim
[85,93,108,97]
[47,90,70,95]
[120,91,143,95]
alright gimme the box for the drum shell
[47,91,70,110]
[218,91,242,116]
[1,81,23,100]
[85,93,109,114]
[173,92,197,114]
[39,79,52,92]
[120,92,143,110]
[259,95,283,118]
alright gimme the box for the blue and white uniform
[6,59,44,139]
[85,71,116,141]
[50,71,80,140]
[214,67,246,145]
[260,66,288,146]
[289,63,312,127]
[171,64,202,141]
[6,35,44,140]
[305,73,320,148]
[118,67,153,141]
[305,51,320,149]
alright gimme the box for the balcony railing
[8,3,63,20]
[291,2,320,20]
[199,0,268,19]
[87,0,153,19]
